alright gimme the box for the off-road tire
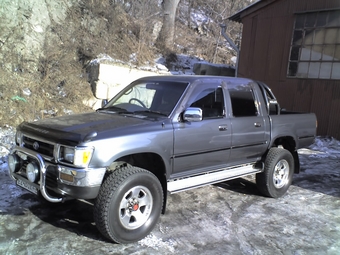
[256,147,294,198]
[94,166,163,243]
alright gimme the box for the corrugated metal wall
[236,0,340,139]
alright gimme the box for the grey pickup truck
[8,75,317,243]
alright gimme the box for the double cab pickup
[8,75,317,243]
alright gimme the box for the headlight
[26,162,39,183]
[61,146,94,168]
[8,154,22,174]
[15,131,23,146]
[63,147,75,163]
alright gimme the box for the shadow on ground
[214,177,262,197]
[29,199,105,242]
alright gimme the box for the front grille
[23,136,54,157]
[46,165,58,188]
[15,161,58,188]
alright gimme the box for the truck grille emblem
[33,142,40,150]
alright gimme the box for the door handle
[219,125,228,131]
[254,122,262,127]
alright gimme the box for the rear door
[227,82,269,165]
[172,81,231,177]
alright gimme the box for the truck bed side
[269,112,317,149]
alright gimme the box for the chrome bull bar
[9,146,63,203]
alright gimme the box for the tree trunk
[158,0,180,50]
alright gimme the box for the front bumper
[8,146,106,203]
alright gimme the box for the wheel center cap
[132,204,139,211]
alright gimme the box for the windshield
[102,80,189,116]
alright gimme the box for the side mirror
[101,99,108,108]
[183,107,203,122]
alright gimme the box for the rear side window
[228,85,258,117]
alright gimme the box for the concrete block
[193,63,235,77]
[87,63,168,100]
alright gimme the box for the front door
[172,83,231,178]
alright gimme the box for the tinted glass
[190,88,224,119]
[228,85,257,117]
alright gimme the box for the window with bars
[287,10,340,79]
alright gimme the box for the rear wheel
[256,147,294,198]
[94,166,163,243]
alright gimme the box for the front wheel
[94,166,163,243]
[256,147,294,198]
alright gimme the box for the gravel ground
[0,137,340,255]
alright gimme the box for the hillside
[0,0,248,127]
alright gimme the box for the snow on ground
[299,136,340,159]
[0,126,339,254]
[0,125,15,159]
[90,52,211,75]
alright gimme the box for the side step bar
[167,164,262,194]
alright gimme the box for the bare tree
[179,0,250,64]
[157,0,181,50]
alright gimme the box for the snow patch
[299,136,340,159]
[138,234,176,253]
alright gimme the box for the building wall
[237,0,340,139]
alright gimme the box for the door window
[189,87,224,119]
[228,85,258,117]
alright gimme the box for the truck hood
[18,111,164,144]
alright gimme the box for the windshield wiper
[134,110,168,116]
